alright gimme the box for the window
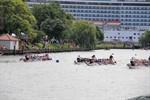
[134,33,136,35]
[129,36,132,40]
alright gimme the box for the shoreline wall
[0,47,138,55]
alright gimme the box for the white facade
[0,41,19,50]
[104,30,144,42]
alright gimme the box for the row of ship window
[73,14,150,18]
[106,36,138,39]
[117,33,142,35]
[60,2,150,6]
[121,23,150,26]
[105,33,144,39]
[61,5,150,10]
[67,9,150,14]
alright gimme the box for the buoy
[56,60,59,63]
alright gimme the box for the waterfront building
[25,0,150,42]
[0,34,20,50]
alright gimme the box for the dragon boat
[127,63,150,69]
[20,54,52,62]
[74,55,116,66]
[127,57,150,69]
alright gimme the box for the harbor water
[0,49,150,100]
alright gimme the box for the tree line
[0,0,149,48]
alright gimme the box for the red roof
[0,34,19,41]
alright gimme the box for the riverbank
[0,47,143,55]
[0,48,88,55]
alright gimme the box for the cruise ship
[25,0,150,42]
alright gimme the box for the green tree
[71,20,97,49]
[62,23,73,40]
[40,18,65,39]
[139,30,150,47]
[0,5,4,33]
[0,0,36,38]
[95,26,104,42]
[61,14,74,40]
[32,2,74,39]
[33,30,46,43]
